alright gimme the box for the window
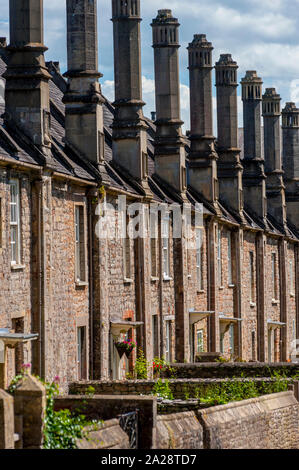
[77,326,87,380]
[229,324,234,358]
[251,330,256,362]
[196,228,203,290]
[217,227,222,286]
[152,315,159,358]
[75,205,86,282]
[227,232,233,285]
[271,252,278,300]
[249,251,255,303]
[197,330,204,353]
[10,179,21,265]
[165,320,171,363]
[268,329,273,363]
[290,258,295,296]
[150,237,158,278]
[220,332,224,354]
[162,214,170,279]
[123,214,131,280]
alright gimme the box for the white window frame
[229,324,234,357]
[196,228,203,291]
[227,231,233,285]
[290,258,295,296]
[249,251,255,304]
[217,226,223,287]
[271,252,278,301]
[197,329,204,353]
[10,179,21,266]
[165,320,171,362]
[123,213,132,281]
[75,205,86,283]
[162,213,170,280]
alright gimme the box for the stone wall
[77,419,130,449]
[69,377,291,400]
[54,394,157,449]
[199,391,299,449]
[156,411,203,449]
[161,362,299,379]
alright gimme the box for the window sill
[290,293,295,298]
[187,275,192,280]
[124,278,134,284]
[219,286,224,290]
[250,302,256,308]
[151,276,159,282]
[163,275,173,282]
[197,289,205,294]
[11,264,25,271]
[75,280,88,288]
[272,299,279,306]
[228,284,235,289]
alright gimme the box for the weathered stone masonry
[0,0,298,390]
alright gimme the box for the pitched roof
[0,55,297,238]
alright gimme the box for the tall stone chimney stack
[262,88,287,227]
[241,71,267,221]
[282,102,299,227]
[111,0,150,194]
[151,10,187,197]
[4,0,51,153]
[63,0,105,170]
[188,34,219,209]
[215,54,244,216]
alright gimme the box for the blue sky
[1,0,299,131]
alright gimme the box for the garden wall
[161,362,299,379]
[199,391,299,449]
[76,419,130,449]
[54,395,157,449]
[156,411,203,449]
[69,378,291,400]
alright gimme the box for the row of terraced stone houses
[0,0,298,391]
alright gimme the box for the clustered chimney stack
[188,34,219,208]
[4,0,51,153]
[241,71,267,221]
[111,0,150,194]
[262,88,287,227]
[282,102,299,227]
[215,54,244,216]
[63,0,105,170]
[151,10,187,197]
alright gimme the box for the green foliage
[135,348,150,380]
[153,356,177,379]
[215,356,230,363]
[43,380,98,449]
[182,384,190,400]
[8,372,100,449]
[86,386,96,396]
[153,379,174,400]
[7,373,25,394]
[199,371,291,406]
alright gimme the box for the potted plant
[124,340,137,358]
[115,339,137,359]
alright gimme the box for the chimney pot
[0,37,7,48]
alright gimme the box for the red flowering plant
[153,357,168,378]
